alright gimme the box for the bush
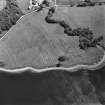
[0,0,24,34]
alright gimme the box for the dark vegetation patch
[0,0,24,36]
[0,70,98,105]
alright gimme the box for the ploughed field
[0,5,104,69]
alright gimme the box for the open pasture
[0,5,104,69]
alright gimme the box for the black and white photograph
[0,0,105,105]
